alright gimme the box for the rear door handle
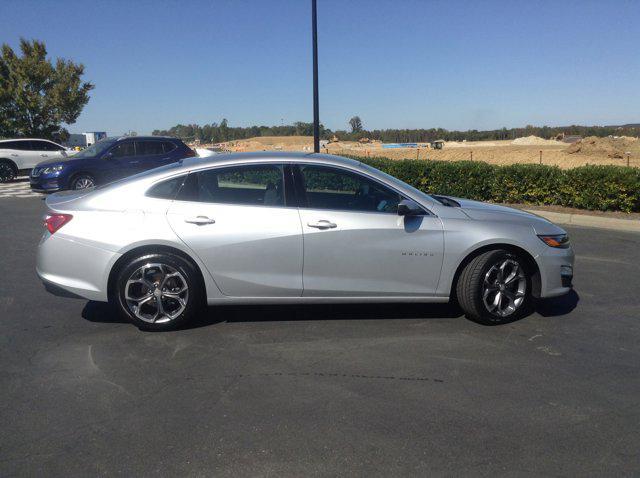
[307,220,337,230]
[185,216,215,225]
[40,154,48,157]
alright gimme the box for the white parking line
[0,178,42,199]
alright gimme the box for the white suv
[0,138,73,182]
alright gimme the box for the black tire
[456,249,532,325]
[113,252,203,331]
[70,173,95,190]
[0,160,17,183]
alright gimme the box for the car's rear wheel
[0,160,17,183]
[456,249,532,325]
[70,173,95,190]
[114,253,203,331]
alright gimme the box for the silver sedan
[37,152,574,330]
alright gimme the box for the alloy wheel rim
[482,258,526,317]
[124,263,189,323]
[74,177,94,189]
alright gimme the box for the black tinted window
[110,142,135,158]
[161,141,177,153]
[0,141,30,150]
[299,165,401,213]
[31,140,62,151]
[178,164,285,207]
[136,141,164,156]
[146,175,186,199]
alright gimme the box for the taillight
[44,213,73,234]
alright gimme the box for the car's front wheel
[70,173,95,190]
[456,249,532,325]
[114,253,203,331]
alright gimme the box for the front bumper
[538,246,575,298]
[30,176,62,193]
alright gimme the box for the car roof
[0,138,57,142]
[179,151,362,171]
[113,136,178,141]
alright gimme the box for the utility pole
[312,0,320,153]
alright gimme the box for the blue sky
[2,0,639,135]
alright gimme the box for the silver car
[37,152,574,330]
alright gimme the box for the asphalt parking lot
[1,195,639,476]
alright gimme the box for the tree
[349,116,363,133]
[0,39,93,139]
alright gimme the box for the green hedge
[346,156,640,213]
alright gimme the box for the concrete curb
[523,209,640,232]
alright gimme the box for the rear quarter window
[146,175,186,200]
[162,141,177,153]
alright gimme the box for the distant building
[84,132,107,146]
[64,132,107,148]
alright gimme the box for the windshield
[72,139,116,159]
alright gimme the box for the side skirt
[207,296,450,305]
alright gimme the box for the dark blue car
[30,136,195,192]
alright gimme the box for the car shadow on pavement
[81,301,129,324]
[81,290,579,330]
[534,289,579,317]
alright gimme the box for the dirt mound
[512,136,564,146]
[566,136,637,158]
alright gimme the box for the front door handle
[185,216,215,225]
[11,154,18,157]
[307,220,337,230]
[40,154,48,157]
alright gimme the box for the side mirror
[397,199,424,216]
[103,151,114,159]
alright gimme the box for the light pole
[311,0,320,153]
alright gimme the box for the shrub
[344,155,640,212]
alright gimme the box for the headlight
[41,165,64,174]
[538,234,570,248]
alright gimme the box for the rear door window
[177,164,286,207]
[136,141,164,156]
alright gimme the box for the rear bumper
[36,233,120,302]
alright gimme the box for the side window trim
[292,162,432,215]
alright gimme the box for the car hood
[444,196,566,235]
[35,156,95,168]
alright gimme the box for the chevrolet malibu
[37,152,574,331]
